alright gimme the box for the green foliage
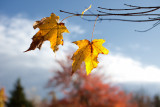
[6,78,34,107]
[153,95,160,107]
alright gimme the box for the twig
[91,16,99,42]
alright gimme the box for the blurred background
[1,0,160,106]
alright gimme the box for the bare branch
[60,10,160,17]
[59,4,160,33]
[98,6,141,11]
[96,10,160,16]
[98,7,160,14]
[82,17,160,22]
[135,20,160,32]
[60,4,160,32]
[124,4,160,9]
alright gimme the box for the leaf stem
[60,15,76,23]
[91,16,99,42]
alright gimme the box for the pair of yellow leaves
[25,13,109,75]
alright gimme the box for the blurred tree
[133,95,151,107]
[153,95,160,107]
[47,56,137,107]
[0,88,7,107]
[36,99,48,107]
[6,78,34,107]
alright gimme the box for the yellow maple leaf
[72,39,109,75]
[25,13,69,52]
[0,88,7,107]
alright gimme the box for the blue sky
[1,0,159,66]
[1,0,160,66]
[1,0,160,98]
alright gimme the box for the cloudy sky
[1,0,160,98]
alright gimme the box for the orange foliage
[0,88,7,107]
[47,57,137,107]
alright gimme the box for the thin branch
[60,10,160,16]
[87,10,103,22]
[98,4,160,11]
[124,4,160,9]
[149,17,160,20]
[98,6,141,11]
[82,17,160,22]
[60,4,160,32]
[135,20,160,32]
[97,10,160,16]
[97,8,160,15]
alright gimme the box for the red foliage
[47,57,137,107]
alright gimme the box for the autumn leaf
[25,13,69,52]
[81,4,92,17]
[72,39,109,75]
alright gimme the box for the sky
[1,0,160,98]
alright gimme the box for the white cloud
[1,14,160,97]
[68,24,85,35]
[0,14,160,84]
[0,14,77,97]
[0,14,78,69]
[60,20,85,35]
[98,54,160,83]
